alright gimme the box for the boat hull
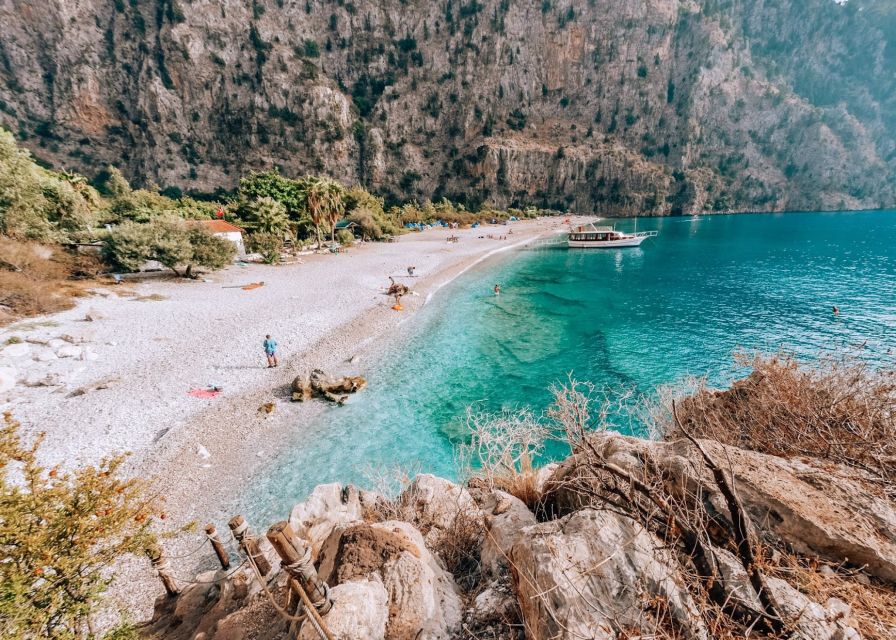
[567,236,648,248]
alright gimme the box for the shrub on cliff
[0,413,163,639]
[660,353,896,496]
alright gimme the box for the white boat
[567,223,658,248]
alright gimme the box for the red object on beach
[188,389,221,399]
[216,207,225,219]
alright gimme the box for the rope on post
[229,515,271,576]
[266,521,335,640]
[205,523,231,570]
[146,543,180,597]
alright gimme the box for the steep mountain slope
[0,0,894,214]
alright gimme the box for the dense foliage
[0,413,162,639]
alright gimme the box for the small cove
[240,210,896,524]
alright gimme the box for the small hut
[197,220,246,255]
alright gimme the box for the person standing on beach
[263,335,278,368]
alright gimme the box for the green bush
[247,231,284,264]
[102,218,235,276]
[336,228,355,245]
[0,414,163,639]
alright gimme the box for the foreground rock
[511,508,709,640]
[547,432,896,582]
[146,444,887,640]
[318,521,464,639]
[291,369,366,404]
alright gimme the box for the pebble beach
[0,218,566,620]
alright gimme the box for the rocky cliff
[143,433,896,639]
[1,0,894,214]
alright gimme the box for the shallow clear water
[242,210,896,523]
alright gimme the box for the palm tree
[245,196,291,237]
[306,178,345,246]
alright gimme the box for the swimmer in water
[832,306,840,315]
[494,284,501,296]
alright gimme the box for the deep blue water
[241,210,896,523]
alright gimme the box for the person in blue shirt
[263,335,278,368]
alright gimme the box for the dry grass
[458,408,553,510]
[771,556,896,640]
[660,353,896,496]
[539,357,896,639]
[0,238,95,325]
[429,507,485,591]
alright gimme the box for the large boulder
[509,508,708,640]
[296,580,388,640]
[478,490,537,577]
[291,369,367,404]
[547,432,896,582]
[319,520,463,639]
[398,474,483,540]
[288,484,366,557]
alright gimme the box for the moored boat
[567,222,658,248]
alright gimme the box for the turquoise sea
[242,210,896,523]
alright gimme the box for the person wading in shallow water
[494,283,501,296]
[263,335,279,368]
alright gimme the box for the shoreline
[0,215,575,622]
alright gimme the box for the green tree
[104,189,178,224]
[237,170,309,219]
[241,196,291,236]
[185,226,236,277]
[305,178,345,245]
[101,166,132,199]
[0,129,96,241]
[0,413,162,639]
[247,232,284,264]
[344,185,399,239]
[103,219,235,277]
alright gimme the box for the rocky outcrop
[478,490,536,577]
[547,432,896,582]
[319,521,464,639]
[1,0,894,214]
[511,508,709,640]
[290,369,366,404]
[147,450,887,640]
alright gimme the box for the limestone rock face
[296,580,389,640]
[288,483,365,558]
[1,0,894,214]
[510,508,709,640]
[320,520,464,640]
[547,432,896,582]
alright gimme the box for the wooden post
[147,543,180,597]
[229,515,271,576]
[266,521,332,615]
[205,523,230,570]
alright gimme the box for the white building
[197,219,246,256]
